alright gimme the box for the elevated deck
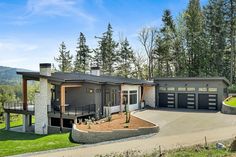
[4,102,96,119]
[49,104,96,119]
[3,103,35,115]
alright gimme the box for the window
[122,91,128,105]
[199,88,207,92]
[111,89,117,106]
[187,87,195,91]
[178,87,186,91]
[208,88,217,92]
[167,87,175,91]
[159,87,166,91]
[129,90,137,105]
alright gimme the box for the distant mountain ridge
[0,66,31,85]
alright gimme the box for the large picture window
[129,90,137,105]
[122,91,128,105]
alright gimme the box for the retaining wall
[221,102,236,114]
[71,124,159,144]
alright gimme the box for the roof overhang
[154,77,230,86]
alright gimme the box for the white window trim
[122,90,138,105]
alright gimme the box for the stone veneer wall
[221,101,236,114]
[71,124,159,144]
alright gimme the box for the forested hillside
[0,66,29,85]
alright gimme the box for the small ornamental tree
[123,95,130,123]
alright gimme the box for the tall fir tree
[54,42,73,72]
[203,0,227,77]
[95,23,118,75]
[174,13,188,77]
[154,10,176,77]
[116,38,134,78]
[184,0,204,77]
[224,0,236,83]
[74,32,91,73]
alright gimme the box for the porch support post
[120,85,123,113]
[60,85,65,132]
[60,85,65,113]
[22,114,29,132]
[29,115,32,126]
[5,112,10,130]
[23,78,27,110]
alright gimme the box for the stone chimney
[90,66,101,76]
[40,63,51,76]
[35,63,52,134]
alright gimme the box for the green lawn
[224,97,236,107]
[0,115,78,157]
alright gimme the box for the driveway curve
[17,109,236,157]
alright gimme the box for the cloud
[24,0,96,23]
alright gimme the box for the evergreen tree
[54,42,73,72]
[224,0,236,83]
[74,32,91,73]
[95,23,118,75]
[184,0,204,77]
[203,0,226,77]
[174,13,188,77]
[116,38,134,78]
[154,10,176,77]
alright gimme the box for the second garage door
[178,93,196,109]
[198,94,217,110]
[159,93,175,108]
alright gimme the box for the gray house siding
[65,83,102,114]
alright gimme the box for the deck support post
[74,117,77,124]
[29,115,32,126]
[23,114,29,132]
[23,78,28,110]
[5,113,10,130]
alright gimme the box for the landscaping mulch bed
[77,113,155,131]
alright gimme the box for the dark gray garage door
[159,93,175,108]
[178,93,195,109]
[198,94,217,110]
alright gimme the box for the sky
[0,0,208,71]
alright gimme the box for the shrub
[228,84,236,93]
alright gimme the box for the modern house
[3,63,154,134]
[3,63,230,134]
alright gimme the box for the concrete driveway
[134,109,236,137]
[20,109,236,157]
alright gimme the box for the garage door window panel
[178,87,186,91]
[167,87,175,91]
[187,87,195,91]
[159,87,167,91]
[199,88,207,92]
[208,88,218,92]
